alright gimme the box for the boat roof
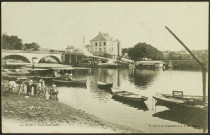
[29,68,49,71]
[30,64,74,70]
[135,61,166,65]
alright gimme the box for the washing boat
[111,88,148,103]
[97,81,113,90]
[53,78,87,87]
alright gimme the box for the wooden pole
[165,26,206,104]
[165,26,203,66]
[202,68,207,103]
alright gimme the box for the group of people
[3,78,59,101]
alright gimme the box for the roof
[121,58,133,63]
[135,61,166,65]
[27,63,74,70]
[90,32,116,42]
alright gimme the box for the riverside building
[88,32,122,59]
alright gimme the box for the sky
[1,2,209,51]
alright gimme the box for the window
[104,42,106,46]
[99,42,101,46]
[99,48,101,52]
[95,42,97,46]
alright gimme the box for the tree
[122,48,129,54]
[127,42,163,61]
[2,34,23,50]
[24,42,40,50]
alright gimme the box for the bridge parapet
[2,49,63,54]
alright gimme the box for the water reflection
[87,69,112,103]
[132,69,158,89]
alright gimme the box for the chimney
[83,35,85,46]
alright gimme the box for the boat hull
[112,90,148,103]
[113,94,147,103]
[153,94,208,113]
[53,79,87,87]
[98,83,113,90]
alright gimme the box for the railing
[2,49,63,54]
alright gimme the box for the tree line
[2,34,40,50]
[163,50,208,62]
[122,42,163,61]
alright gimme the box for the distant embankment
[163,60,208,71]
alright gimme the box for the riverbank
[2,93,143,133]
[163,60,208,71]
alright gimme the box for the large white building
[88,32,122,59]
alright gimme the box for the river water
[57,68,208,133]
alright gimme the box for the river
[57,68,208,133]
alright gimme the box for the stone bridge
[2,50,63,64]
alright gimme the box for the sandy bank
[2,94,143,133]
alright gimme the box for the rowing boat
[153,92,208,113]
[97,81,113,90]
[111,89,148,103]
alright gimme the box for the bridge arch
[2,54,31,63]
[38,55,61,64]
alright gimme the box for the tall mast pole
[165,26,207,104]
[83,35,85,46]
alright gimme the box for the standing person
[45,87,50,101]
[51,83,59,100]
[36,80,41,97]
[40,79,46,97]
[37,79,45,97]
[9,81,18,93]
[26,79,33,96]
[32,82,37,96]
[18,81,24,95]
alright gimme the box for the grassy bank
[163,60,208,71]
[2,93,142,133]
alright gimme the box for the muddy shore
[2,93,143,133]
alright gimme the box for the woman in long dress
[45,88,50,101]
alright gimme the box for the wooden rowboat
[153,92,208,113]
[111,89,148,103]
[97,81,113,90]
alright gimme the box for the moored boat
[53,78,87,87]
[111,88,148,103]
[153,92,208,113]
[97,81,113,90]
[97,62,119,68]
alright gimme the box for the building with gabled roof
[88,32,122,59]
